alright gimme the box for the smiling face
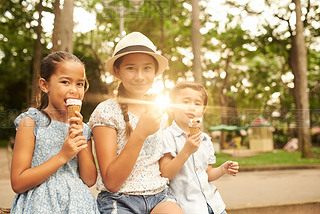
[40,60,85,117]
[171,87,206,131]
[114,53,156,99]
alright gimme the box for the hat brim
[106,51,169,78]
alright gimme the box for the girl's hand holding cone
[58,127,87,163]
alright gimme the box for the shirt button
[196,167,198,171]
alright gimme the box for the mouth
[133,84,147,88]
[186,113,195,118]
[64,98,79,106]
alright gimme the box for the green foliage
[0,0,36,110]
[0,140,9,148]
[273,132,290,148]
[1,0,320,147]
[0,0,39,140]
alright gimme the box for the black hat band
[114,45,155,56]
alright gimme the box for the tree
[0,0,39,139]
[191,0,202,83]
[52,0,74,52]
[225,0,318,157]
[290,0,315,158]
[31,0,43,106]
[202,18,256,148]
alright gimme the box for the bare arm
[70,112,97,187]
[206,161,239,182]
[11,117,87,194]
[77,139,97,187]
[94,109,162,193]
[160,132,201,179]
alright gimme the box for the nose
[188,103,196,111]
[134,68,144,80]
[69,84,78,95]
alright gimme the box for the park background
[1,1,320,213]
[1,0,320,158]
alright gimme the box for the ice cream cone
[189,127,201,136]
[188,117,202,136]
[66,99,82,123]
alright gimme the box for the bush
[273,133,290,149]
[0,140,9,148]
[0,109,17,146]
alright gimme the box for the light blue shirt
[163,121,226,214]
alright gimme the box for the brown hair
[117,82,133,138]
[114,54,158,138]
[169,81,208,107]
[167,81,208,124]
[38,51,88,123]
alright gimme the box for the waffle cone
[67,105,81,119]
[189,127,200,136]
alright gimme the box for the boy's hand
[221,161,239,176]
[182,132,202,155]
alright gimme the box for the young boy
[160,81,239,214]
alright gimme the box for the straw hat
[106,32,168,78]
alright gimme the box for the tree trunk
[291,0,315,158]
[31,0,43,107]
[52,0,60,52]
[52,0,74,53]
[157,0,165,53]
[191,0,202,84]
[219,57,230,149]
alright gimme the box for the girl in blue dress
[10,51,99,213]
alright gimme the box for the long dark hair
[37,51,88,123]
[114,54,158,138]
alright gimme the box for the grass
[0,140,8,148]
[2,137,320,167]
[214,148,320,167]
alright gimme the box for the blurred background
[1,0,320,159]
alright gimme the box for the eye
[61,80,70,85]
[195,102,202,106]
[77,82,84,87]
[126,66,135,71]
[182,99,190,104]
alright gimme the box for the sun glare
[155,93,170,110]
[41,7,96,34]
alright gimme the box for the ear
[201,107,206,116]
[114,66,121,79]
[39,78,49,93]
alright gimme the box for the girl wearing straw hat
[89,32,183,214]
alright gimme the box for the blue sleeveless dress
[11,108,99,213]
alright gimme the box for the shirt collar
[171,121,186,137]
